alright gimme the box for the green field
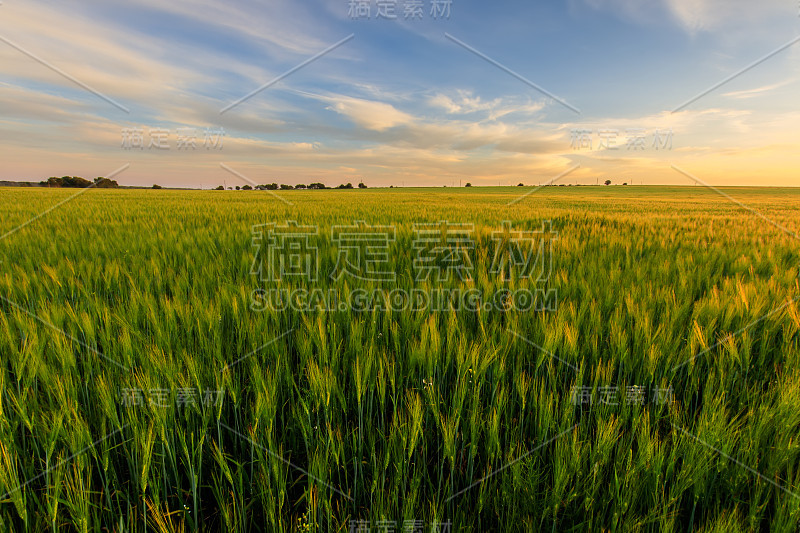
[1,186,799,531]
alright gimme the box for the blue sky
[0,0,798,187]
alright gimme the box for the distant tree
[47,176,95,188]
[308,182,326,189]
[517,183,524,187]
[295,184,307,189]
[228,187,233,190]
[242,184,252,190]
[622,182,628,186]
[94,177,119,188]
[336,182,354,189]
[152,184,162,189]
[280,184,293,190]
[235,186,241,190]
[604,179,612,186]
[465,183,472,187]
[358,182,367,189]
[215,185,224,190]
[264,183,279,190]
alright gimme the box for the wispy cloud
[577,0,790,32]
[311,93,416,131]
[722,77,797,99]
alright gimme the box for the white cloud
[133,0,342,56]
[722,77,797,99]
[577,0,789,32]
[293,92,415,131]
[661,0,787,32]
[428,91,545,119]
[429,92,501,114]
[327,98,415,131]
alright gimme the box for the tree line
[216,182,367,190]
[42,176,120,188]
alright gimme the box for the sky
[0,0,798,188]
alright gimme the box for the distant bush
[152,184,163,189]
[94,177,119,188]
[45,176,97,188]
[465,183,472,187]
[308,183,326,189]
[68,177,92,188]
[358,182,367,189]
[215,185,224,190]
[295,184,307,189]
[280,184,293,190]
[242,185,252,190]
